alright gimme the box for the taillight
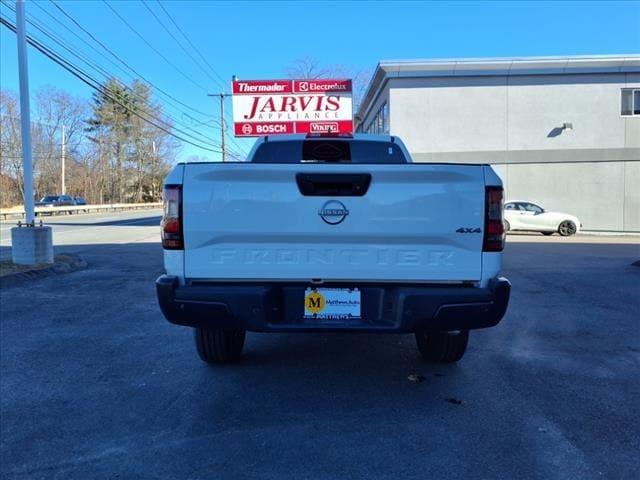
[483,186,505,252]
[161,185,183,250]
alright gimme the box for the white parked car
[504,200,582,236]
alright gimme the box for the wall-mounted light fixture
[562,122,573,131]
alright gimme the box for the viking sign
[231,79,353,137]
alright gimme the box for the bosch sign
[232,79,353,137]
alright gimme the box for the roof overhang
[356,54,640,126]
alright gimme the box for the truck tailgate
[182,163,485,282]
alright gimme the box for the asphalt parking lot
[1,213,639,479]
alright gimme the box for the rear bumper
[156,276,510,333]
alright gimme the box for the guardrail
[0,202,163,221]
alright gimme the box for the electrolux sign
[231,79,353,137]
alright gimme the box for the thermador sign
[231,79,353,137]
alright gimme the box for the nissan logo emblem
[318,200,349,225]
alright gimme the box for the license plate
[304,288,361,320]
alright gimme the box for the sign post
[231,79,353,137]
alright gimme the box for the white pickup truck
[156,134,510,364]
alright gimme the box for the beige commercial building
[356,55,640,232]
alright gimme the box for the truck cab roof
[245,133,412,164]
[257,133,396,143]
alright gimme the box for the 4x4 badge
[456,227,481,233]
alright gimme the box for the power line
[140,0,246,155]
[45,0,219,123]
[1,2,224,152]
[154,0,228,90]
[106,1,243,156]
[3,2,246,158]
[225,124,249,156]
[0,15,222,153]
[151,0,249,156]
[18,0,221,134]
[140,0,218,87]
[1,155,67,160]
[20,7,222,148]
[101,0,210,93]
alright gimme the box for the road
[0,209,162,260]
[1,211,639,479]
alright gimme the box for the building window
[367,120,375,134]
[365,103,389,135]
[621,89,640,116]
[382,103,389,133]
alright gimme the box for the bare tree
[0,82,177,208]
[33,87,89,197]
[285,56,332,79]
[284,57,373,112]
[0,90,25,204]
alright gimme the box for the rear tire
[194,327,245,364]
[415,330,469,363]
[558,220,577,237]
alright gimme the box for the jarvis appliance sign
[231,79,353,137]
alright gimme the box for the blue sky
[1,0,639,161]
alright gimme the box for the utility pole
[219,93,226,163]
[207,92,227,162]
[15,0,34,224]
[61,124,66,194]
[12,0,54,265]
[151,140,157,200]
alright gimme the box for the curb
[0,254,88,288]
[579,231,640,237]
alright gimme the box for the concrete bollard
[11,225,54,265]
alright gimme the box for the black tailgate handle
[296,173,371,196]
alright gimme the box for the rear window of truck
[251,139,408,164]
